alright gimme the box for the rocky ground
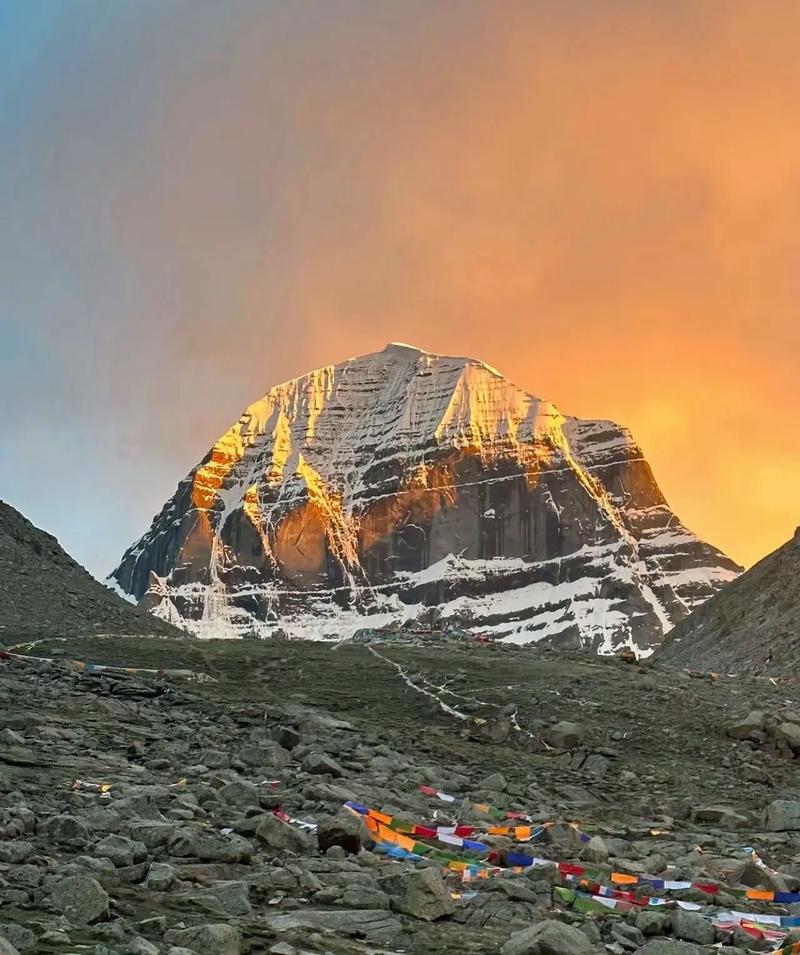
[2,633,800,955]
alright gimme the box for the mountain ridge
[0,500,185,641]
[657,528,800,671]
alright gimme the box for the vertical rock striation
[112,344,739,653]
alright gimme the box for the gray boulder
[255,813,313,855]
[767,800,800,831]
[543,721,584,749]
[379,867,455,922]
[727,711,767,739]
[302,752,345,777]
[50,874,109,924]
[671,909,715,945]
[218,779,261,808]
[0,939,20,955]
[316,809,371,855]
[0,925,35,954]
[164,924,241,955]
[635,942,708,955]
[40,813,90,847]
[168,827,251,862]
[771,723,800,751]
[501,918,593,955]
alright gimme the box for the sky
[1,0,798,578]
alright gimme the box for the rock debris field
[2,634,800,955]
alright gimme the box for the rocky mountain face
[112,344,739,653]
[658,528,800,672]
[0,501,183,641]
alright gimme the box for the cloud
[1,0,798,572]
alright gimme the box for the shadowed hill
[0,500,185,642]
[657,528,800,672]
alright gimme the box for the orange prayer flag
[746,889,774,901]
[514,826,532,840]
[611,872,638,885]
[488,826,507,836]
[396,833,417,852]
[474,803,491,813]
[368,809,393,826]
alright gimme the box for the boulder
[50,874,109,924]
[168,828,251,863]
[0,939,20,955]
[302,752,345,777]
[727,711,767,740]
[689,805,748,829]
[316,809,371,855]
[163,924,241,955]
[40,813,90,847]
[95,833,143,868]
[218,779,261,808]
[635,942,708,955]
[671,909,715,945]
[379,867,455,922]
[500,918,593,955]
[144,862,177,891]
[543,721,584,749]
[767,800,800,831]
[255,813,313,855]
[771,723,800,752]
[0,925,35,954]
[580,835,609,863]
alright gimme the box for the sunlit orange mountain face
[112,345,740,654]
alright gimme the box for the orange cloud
[42,0,797,569]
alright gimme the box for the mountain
[0,501,184,641]
[112,344,740,653]
[657,528,800,671]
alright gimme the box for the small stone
[50,874,109,924]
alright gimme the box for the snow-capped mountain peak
[112,346,740,652]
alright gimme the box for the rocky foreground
[2,634,800,955]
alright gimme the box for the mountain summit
[112,345,739,652]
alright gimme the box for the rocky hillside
[0,501,184,642]
[112,344,739,654]
[658,528,800,672]
[3,632,800,955]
